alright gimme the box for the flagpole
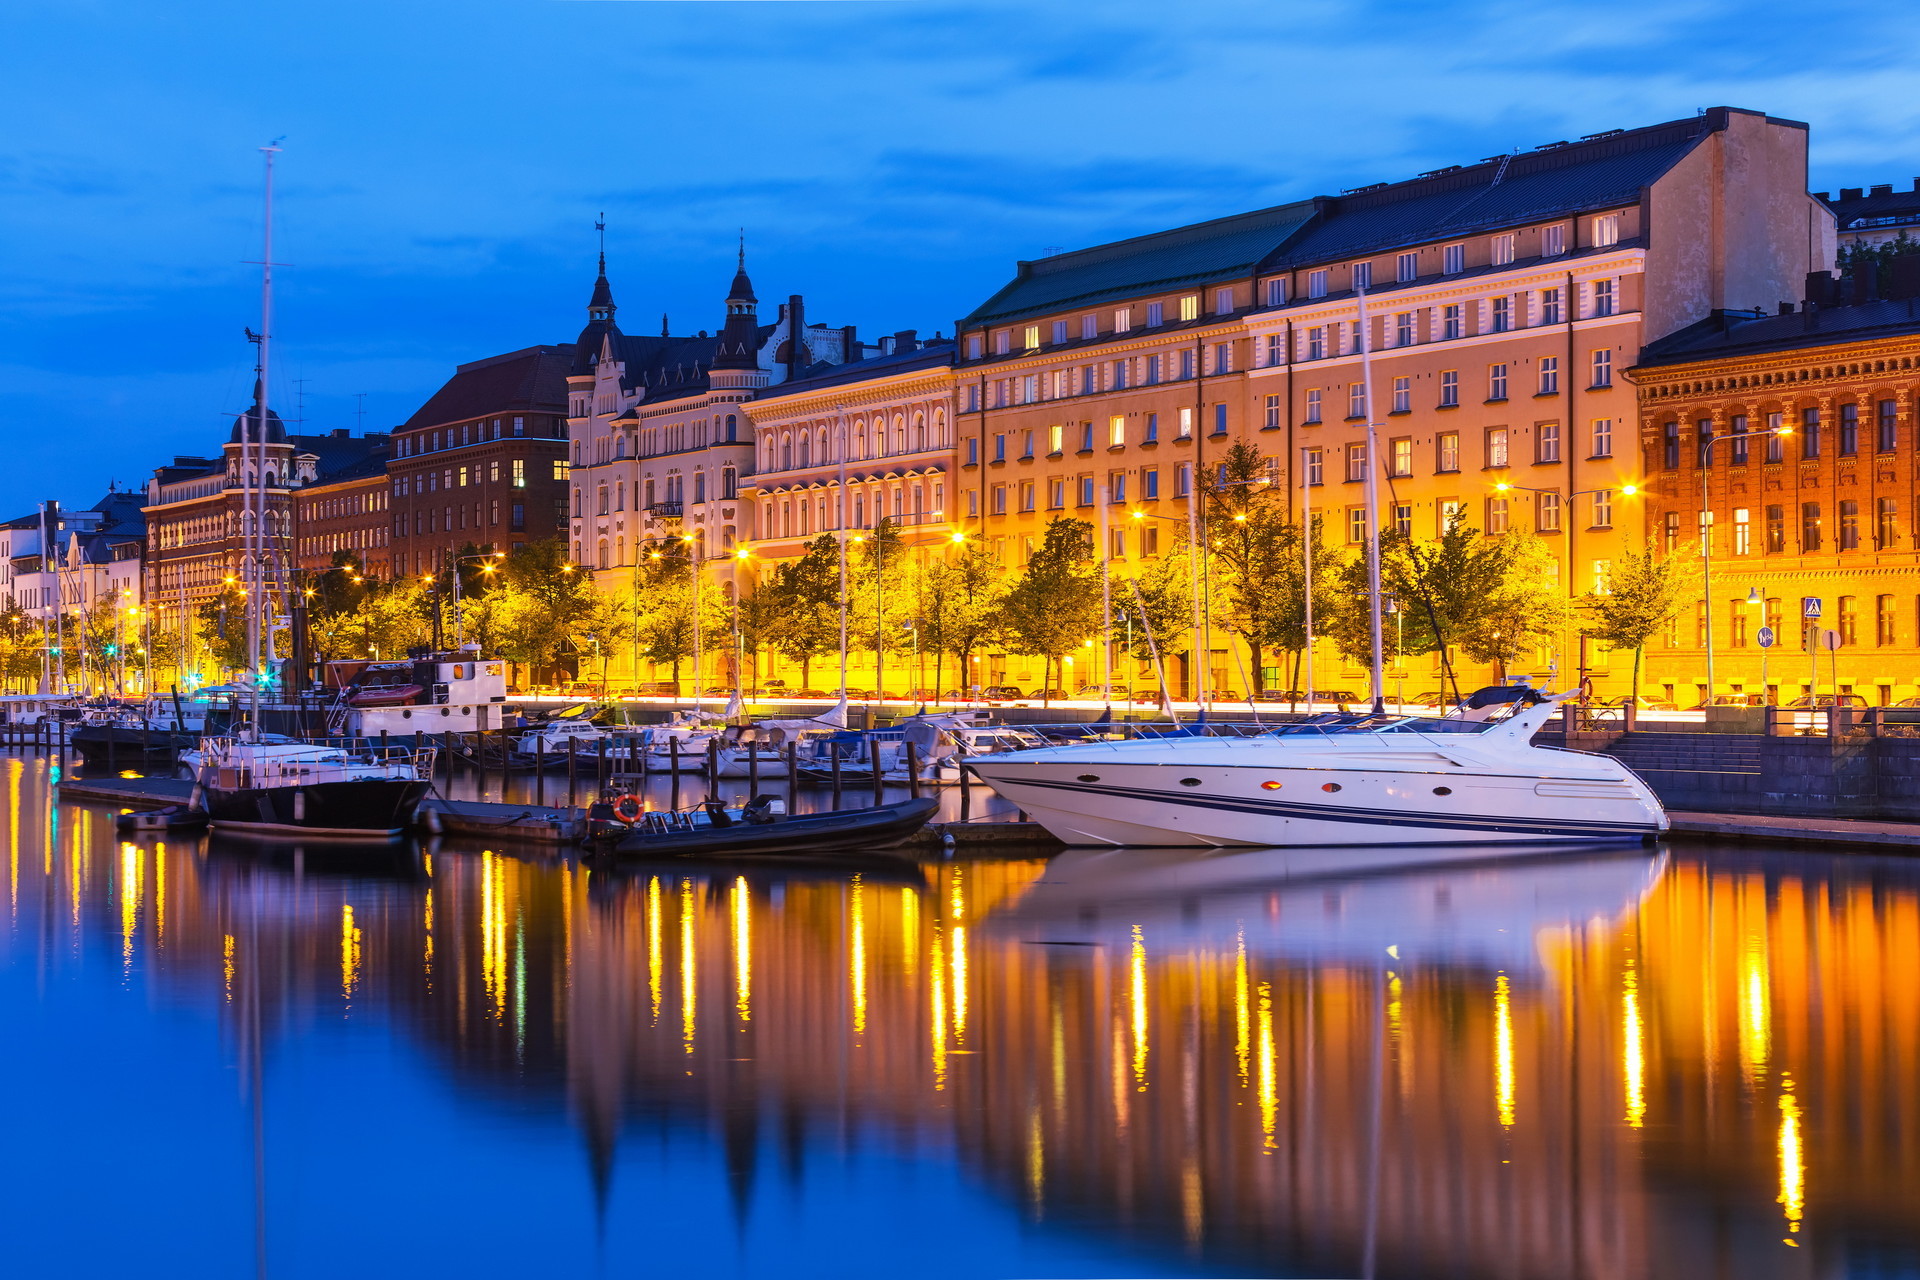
[1356,285,1385,714]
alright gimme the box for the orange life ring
[610,794,644,824]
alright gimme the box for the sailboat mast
[250,143,280,726]
[1356,284,1385,713]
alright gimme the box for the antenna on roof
[354,392,367,434]
[292,377,309,426]
[662,313,670,337]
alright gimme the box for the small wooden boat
[115,804,209,834]
[597,796,938,859]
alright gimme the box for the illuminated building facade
[1632,291,1920,704]
[955,107,1830,695]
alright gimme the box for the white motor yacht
[965,686,1666,848]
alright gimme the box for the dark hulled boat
[597,795,938,859]
[195,738,434,840]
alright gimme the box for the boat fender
[610,794,645,825]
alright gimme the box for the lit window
[1347,507,1369,543]
[1023,325,1040,349]
[1179,294,1199,321]
[1486,428,1509,469]
[1538,491,1562,531]
[1487,496,1509,533]
[1113,308,1132,334]
[1538,421,1561,463]
[1390,437,1412,476]
[1592,214,1621,247]
[1109,415,1126,447]
[1437,431,1460,472]
[1178,407,1194,438]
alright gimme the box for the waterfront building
[1631,284,1920,705]
[142,385,389,671]
[387,345,571,580]
[1822,180,1920,252]
[0,493,148,692]
[955,106,1831,697]
[565,250,870,686]
[291,442,393,580]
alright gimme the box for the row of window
[399,502,529,537]
[297,527,389,556]
[300,490,388,520]
[396,416,559,458]
[962,344,1237,412]
[1658,403,1903,467]
[970,290,1237,359]
[1659,499,1907,554]
[965,407,1231,464]
[578,468,743,517]
[393,459,548,498]
[1294,421,1618,483]
[761,484,945,540]
[1278,291,1618,371]
[1682,595,1919,651]
[762,412,947,472]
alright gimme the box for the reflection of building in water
[10,755,1920,1278]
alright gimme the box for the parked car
[1074,683,1129,700]
[1030,687,1069,702]
[1784,693,1869,708]
[626,681,679,698]
[1695,694,1763,708]
[978,685,1026,701]
[1602,695,1678,711]
[905,688,944,703]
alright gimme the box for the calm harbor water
[2,755,1917,1279]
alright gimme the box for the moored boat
[195,736,435,840]
[596,795,938,859]
[966,686,1667,848]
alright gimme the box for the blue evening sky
[3,0,1917,519]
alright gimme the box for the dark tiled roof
[1823,183,1920,232]
[403,345,571,430]
[288,432,392,483]
[962,202,1318,328]
[1635,298,1920,367]
[1259,117,1716,270]
[758,341,955,400]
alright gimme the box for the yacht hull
[203,778,432,840]
[967,759,1665,848]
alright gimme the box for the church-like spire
[712,237,762,372]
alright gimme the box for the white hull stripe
[984,775,1658,838]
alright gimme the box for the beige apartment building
[955,106,1830,696]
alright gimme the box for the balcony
[647,501,684,519]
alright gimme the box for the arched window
[856,421,870,460]
[893,414,906,453]
[781,433,793,470]
[798,433,810,467]
[615,535,625,565]
[932,408,946,446]
[853,493,865,528]
[596,539,610,570]
[725,414,737,442]
[912,412,926,451]
[815,428,827,463]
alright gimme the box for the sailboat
[195,145,433,841]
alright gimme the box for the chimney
[1871,184,1893,197]
[332,428,349,439]
[1778,301,1795,315]
[1805,270,1839,309]
[1841,187,1864,201]
[1849,259,1878,304]
[892,329,918,354]
[1889,254,1920,302]
[786,295,804,381]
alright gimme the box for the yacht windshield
[1265,714,1498,736]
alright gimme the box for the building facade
[143,387,389,673]
[1633,289,1920,705]
[953,106,1831,697]
[1823,180,1920,253]
[292,445,393,579]
[388,345,571,581]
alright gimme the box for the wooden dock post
[786,741,799,813]
[904,740,921,799]
[870,738,884,806]
[670,736,681,809]
[830,741,842,810]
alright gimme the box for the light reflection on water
[3,755,1920,1278]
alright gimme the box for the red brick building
[389,345,572,577]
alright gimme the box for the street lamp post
[681,533,701,710]
[448,550,506,648]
